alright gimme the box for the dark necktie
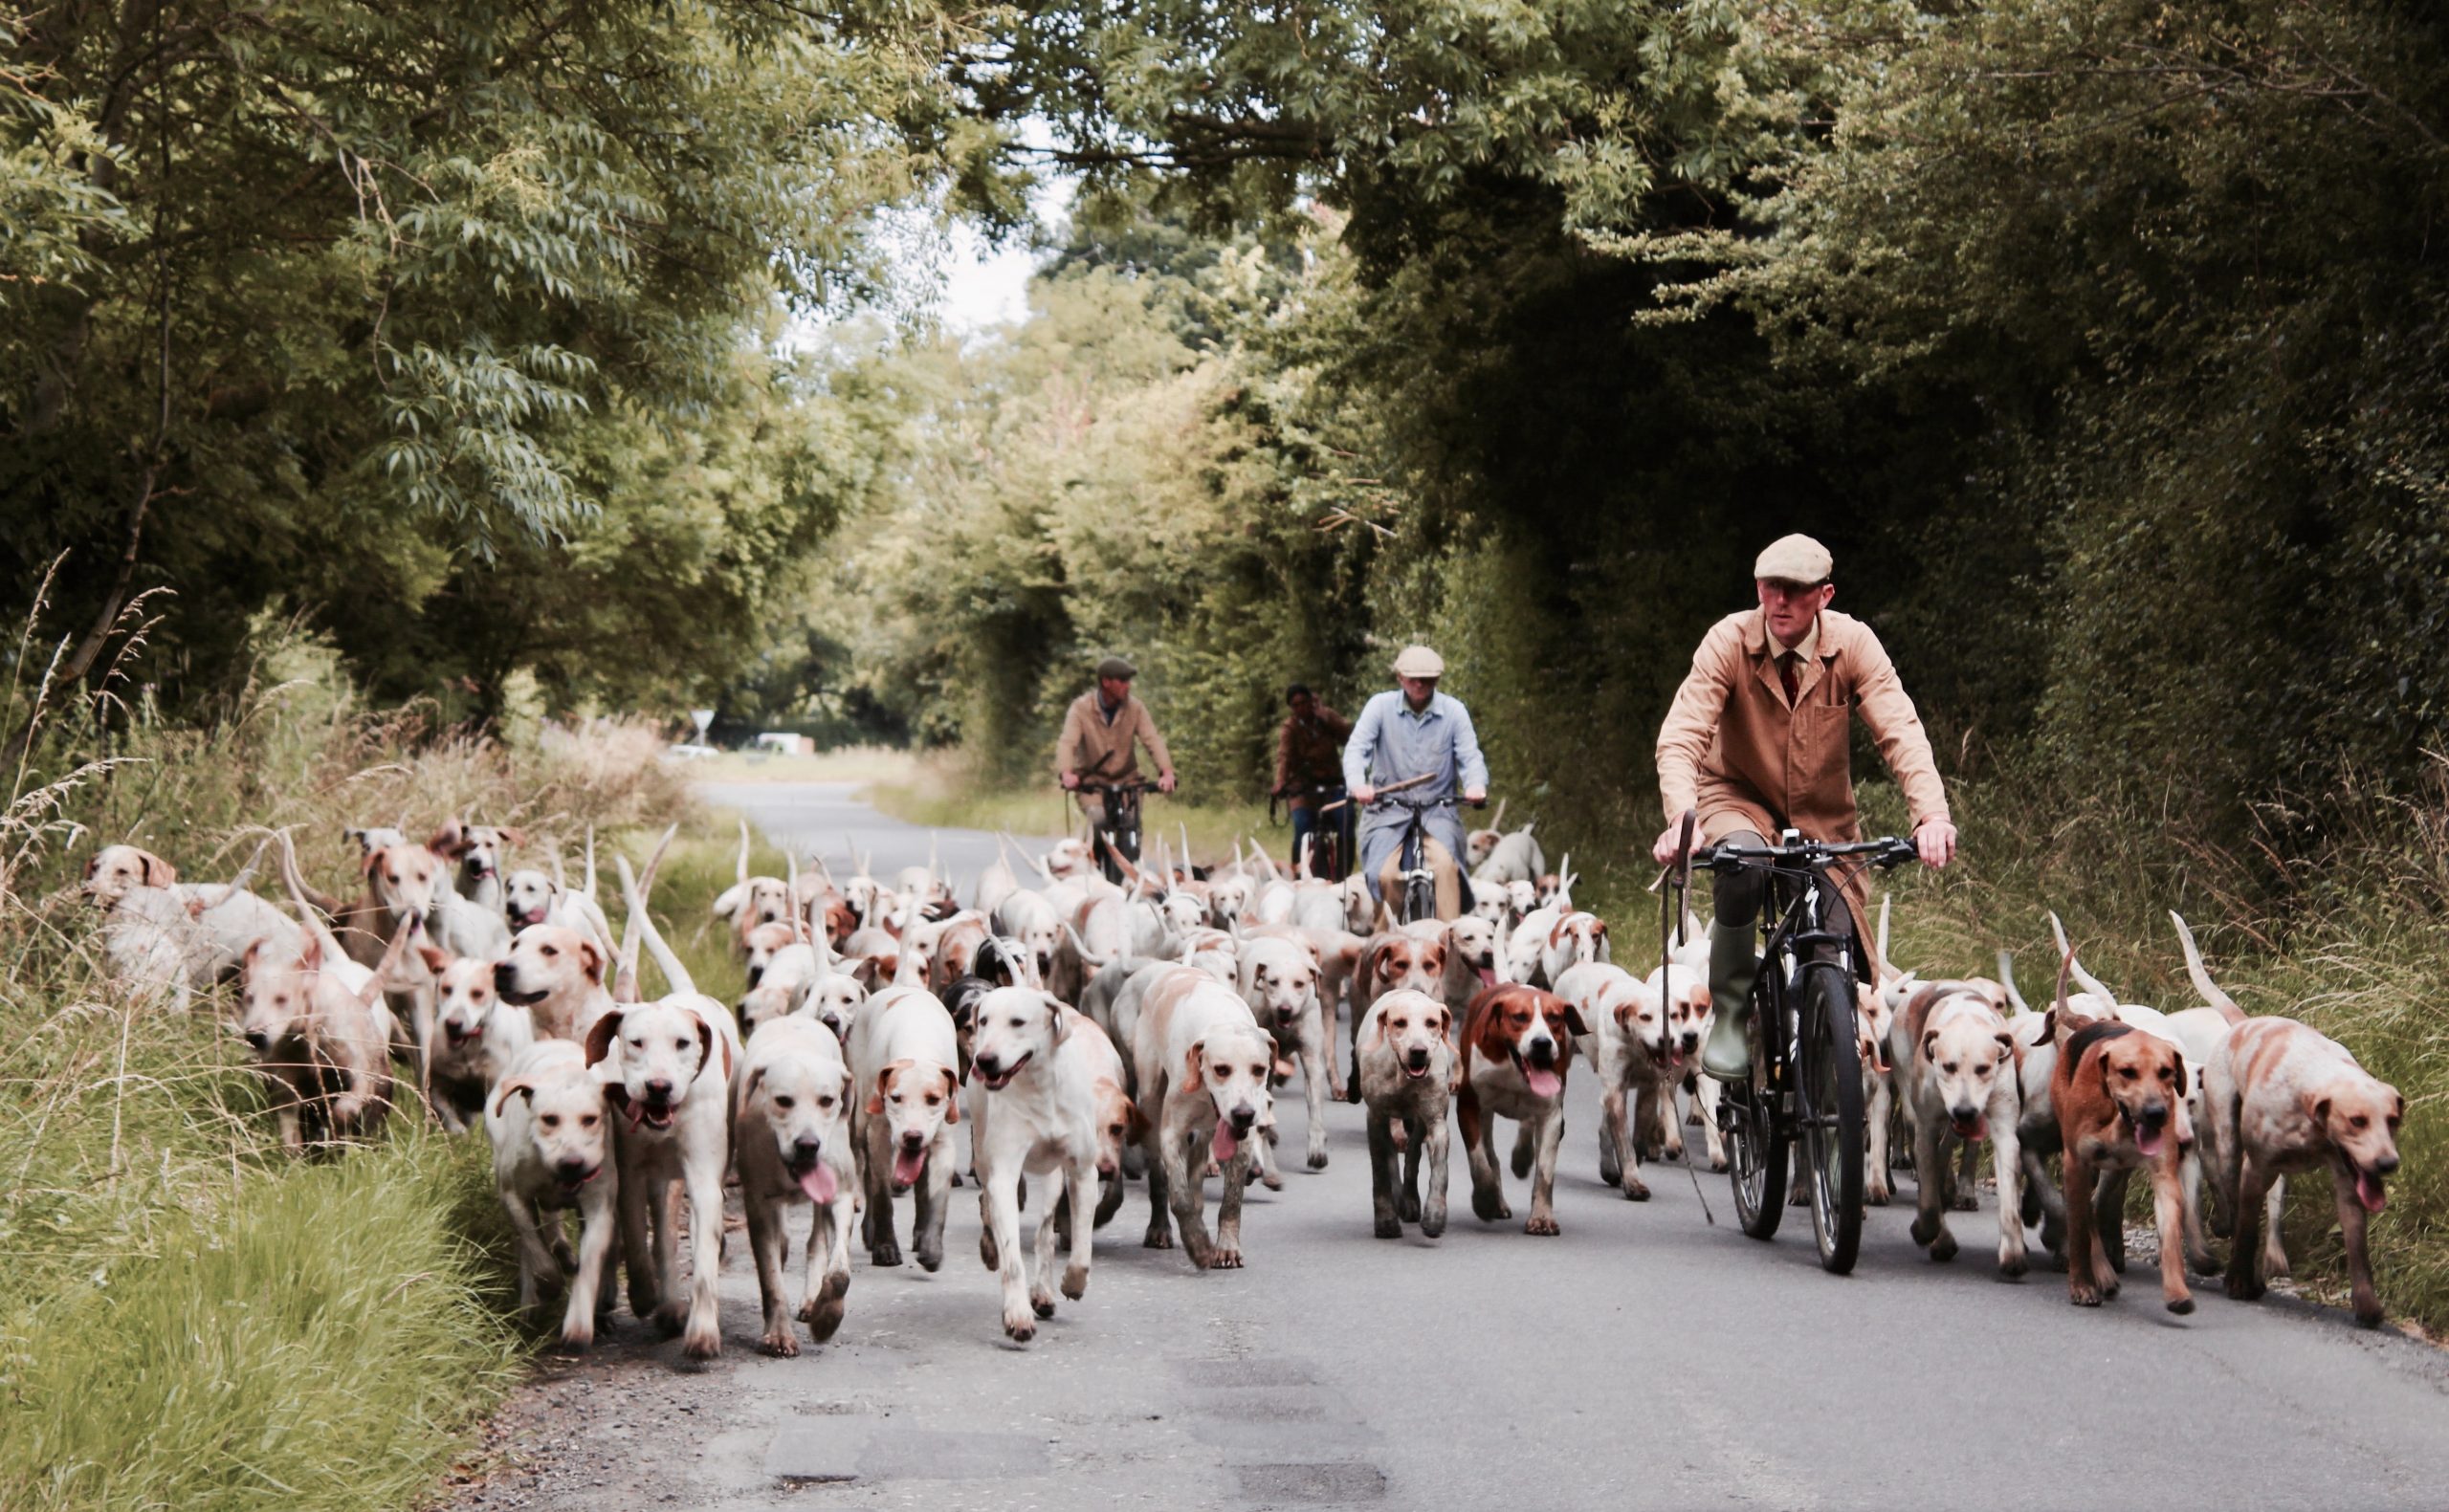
[1779,651,1800,706]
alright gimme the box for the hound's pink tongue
[1211,1123,1240,1163]
[892,1148,926,1188]
[798,1165,838,1204]
[2357,1171,2389,1214]
[1525,1068,1562,1098]
[1477,967,1496,987]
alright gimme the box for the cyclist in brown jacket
[1056,656,1177,833]
[1649,535,1958,1080]
[1272,683,1353,875]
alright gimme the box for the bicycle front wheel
[1798,963,1865,1275]
[1725,978,1788,1239]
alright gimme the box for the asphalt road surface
[447,780,2449,1512]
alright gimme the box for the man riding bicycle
[1344,645,1488,921]
[1649,534,1958,1082]
[1273,683,1354,876]
[1057,656,1178,873]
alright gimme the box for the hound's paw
[950,1171,963,1187]
[1421,1209,1447,1239]
[1375,1213,1402,1239]
[682,1322,721,1360]
[557,1321,595,1352]
[1908,1212,1941,1248]
[1708,1152,1729,1173]
[2354,1303,2386,1329]
[916,1243,944,1274]
[761,1326,801,1357]
[1031,1290,1056,1319]
[1865,1184,1891,1208]
[1307,1149,1330,1171]
[2166,1293,2195,1316]
[2187,1248,2220,1279]
[1004,1312,1037,1344]
[1998,1247,2028,1279]
[1524,1214,1560,1237]
[2068,1283,2103,1307]
[1510,1147,1534,1180]
[1143,1226,1174,1250]
[1622,1177,1651,1202]
[871,1241,903,1268]
[1930,1228,1958,1264]
[1258,1167,1285,1192]
[1472,1187,1509,1223]
[1599,1156,1622,1188]
[1207,1244,1243,1269]
[628,1287,661,1322]
[652,1300,688,1337]
[1061,1264,1088,1301]
[804,1289,848,1344]
[1396,1188,1421,1222]
[1952,1193,1979,1213]
[2224,1273,2267,1304]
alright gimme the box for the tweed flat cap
[1095,656,1137,680]
[1753,534,1834,585]
[1391,645,1445,678]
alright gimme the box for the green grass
[0,629,705,1509]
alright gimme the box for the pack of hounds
[77,808,2406,1362]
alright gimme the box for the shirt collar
[1397,692,1442,720]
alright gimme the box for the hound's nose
[791,1134,823,1162]
[1405,1048,1430,1072]
[644,1078,675,1104]
[555,1156,590,1180]
[244,1030,270,1051]
[2377,1152,2401,1175]
[1679,1032,1700,1053]
[1229,1106,1257,1133]
[745,966,764,989]
[1526,1038,1555,1068]
[2137,1099,2167,1129]
[492,962,518,994]
[975,1055,1003,1079]
[899,1129,925,1150]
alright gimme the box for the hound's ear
[427,822,465,858]
[1181,1040,1206,1094]
[2394,1091,2406,1122]
[364,850,386,882]
[83,855,99,881]
[417,944,452,975]
[1561,1003,1591,1041]
[491,1079,540,1119]
[866,1063,894,1117]
[1126,1099,1151,1141]
[1923,1029,1941,1063]
[298,931,323,973]
[1357,1010,1387,1055]
[2169,1048,2187,1088]
[579,939,605,984]
[498,826,527,849]
[742,1065,765,1100]
[2306,1092,2332,1127]
[940,1068,960,1123]
[1433,1006,1453,1041]
[1994,1032,2015,1058]
[141,849,178,887]
[585,1010,625,1068]
[1046,994,1069,1042]
[687,1012,721,1085]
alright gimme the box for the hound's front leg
[1421,1107,1451,1238]
[1162,1124,1211,1266]
[1213,1147,1248,1268]
[1990,1118,2027,1277]
[745,1195,797,1355]
[1525,1108,1564,1236]
[680,1162,726,1359]
[802,1187,852,1343]
[1297,1021,1332,1170]
[987,1162,1035,1340]
[1060,1155,1095,1301]
[562,1179,616,1348]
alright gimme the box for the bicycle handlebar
[1690,835,1920,873]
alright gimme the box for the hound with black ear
[586,856,742,1359]
[1238,932,1338,1169]
[969,988,1107,1341]
[1357,989,1456,1238]
[1891,982,2027,1275]
[734,1016,858,1355]
[1131,967,1276,1268]
[846,984,963,1271]
[486,1039,617,1348]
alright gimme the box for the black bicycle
[1681,825,1918,1274]
[1278,780,1355,882]
[1076,778,1151,886]
[1367,774,1483,924]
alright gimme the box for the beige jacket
[1656,608,1948,846]
[1055,690,1173,784]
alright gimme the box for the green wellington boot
[1700,920,1763,1082]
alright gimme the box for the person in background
[1055,655,1178,831]
[1344,645,1488,920]
[1273,683,1354,876]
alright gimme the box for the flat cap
[1754,534,1833,585]
[1095,655,1137,680]
[1391,645,1445,678]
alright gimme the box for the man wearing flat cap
[1343,645,1488,922]
[1056,656,1177,840]
[1651,534,1957,1081]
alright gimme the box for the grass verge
[0,628,695,1509]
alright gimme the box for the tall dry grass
[0,610,695,1509]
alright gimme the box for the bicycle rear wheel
[1798,963,1865,1274]
[1725,977,1788,1239]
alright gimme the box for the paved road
[450,781,2449,1512]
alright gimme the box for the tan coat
[1054,690,1173,784]
[1656,608,1948,848]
